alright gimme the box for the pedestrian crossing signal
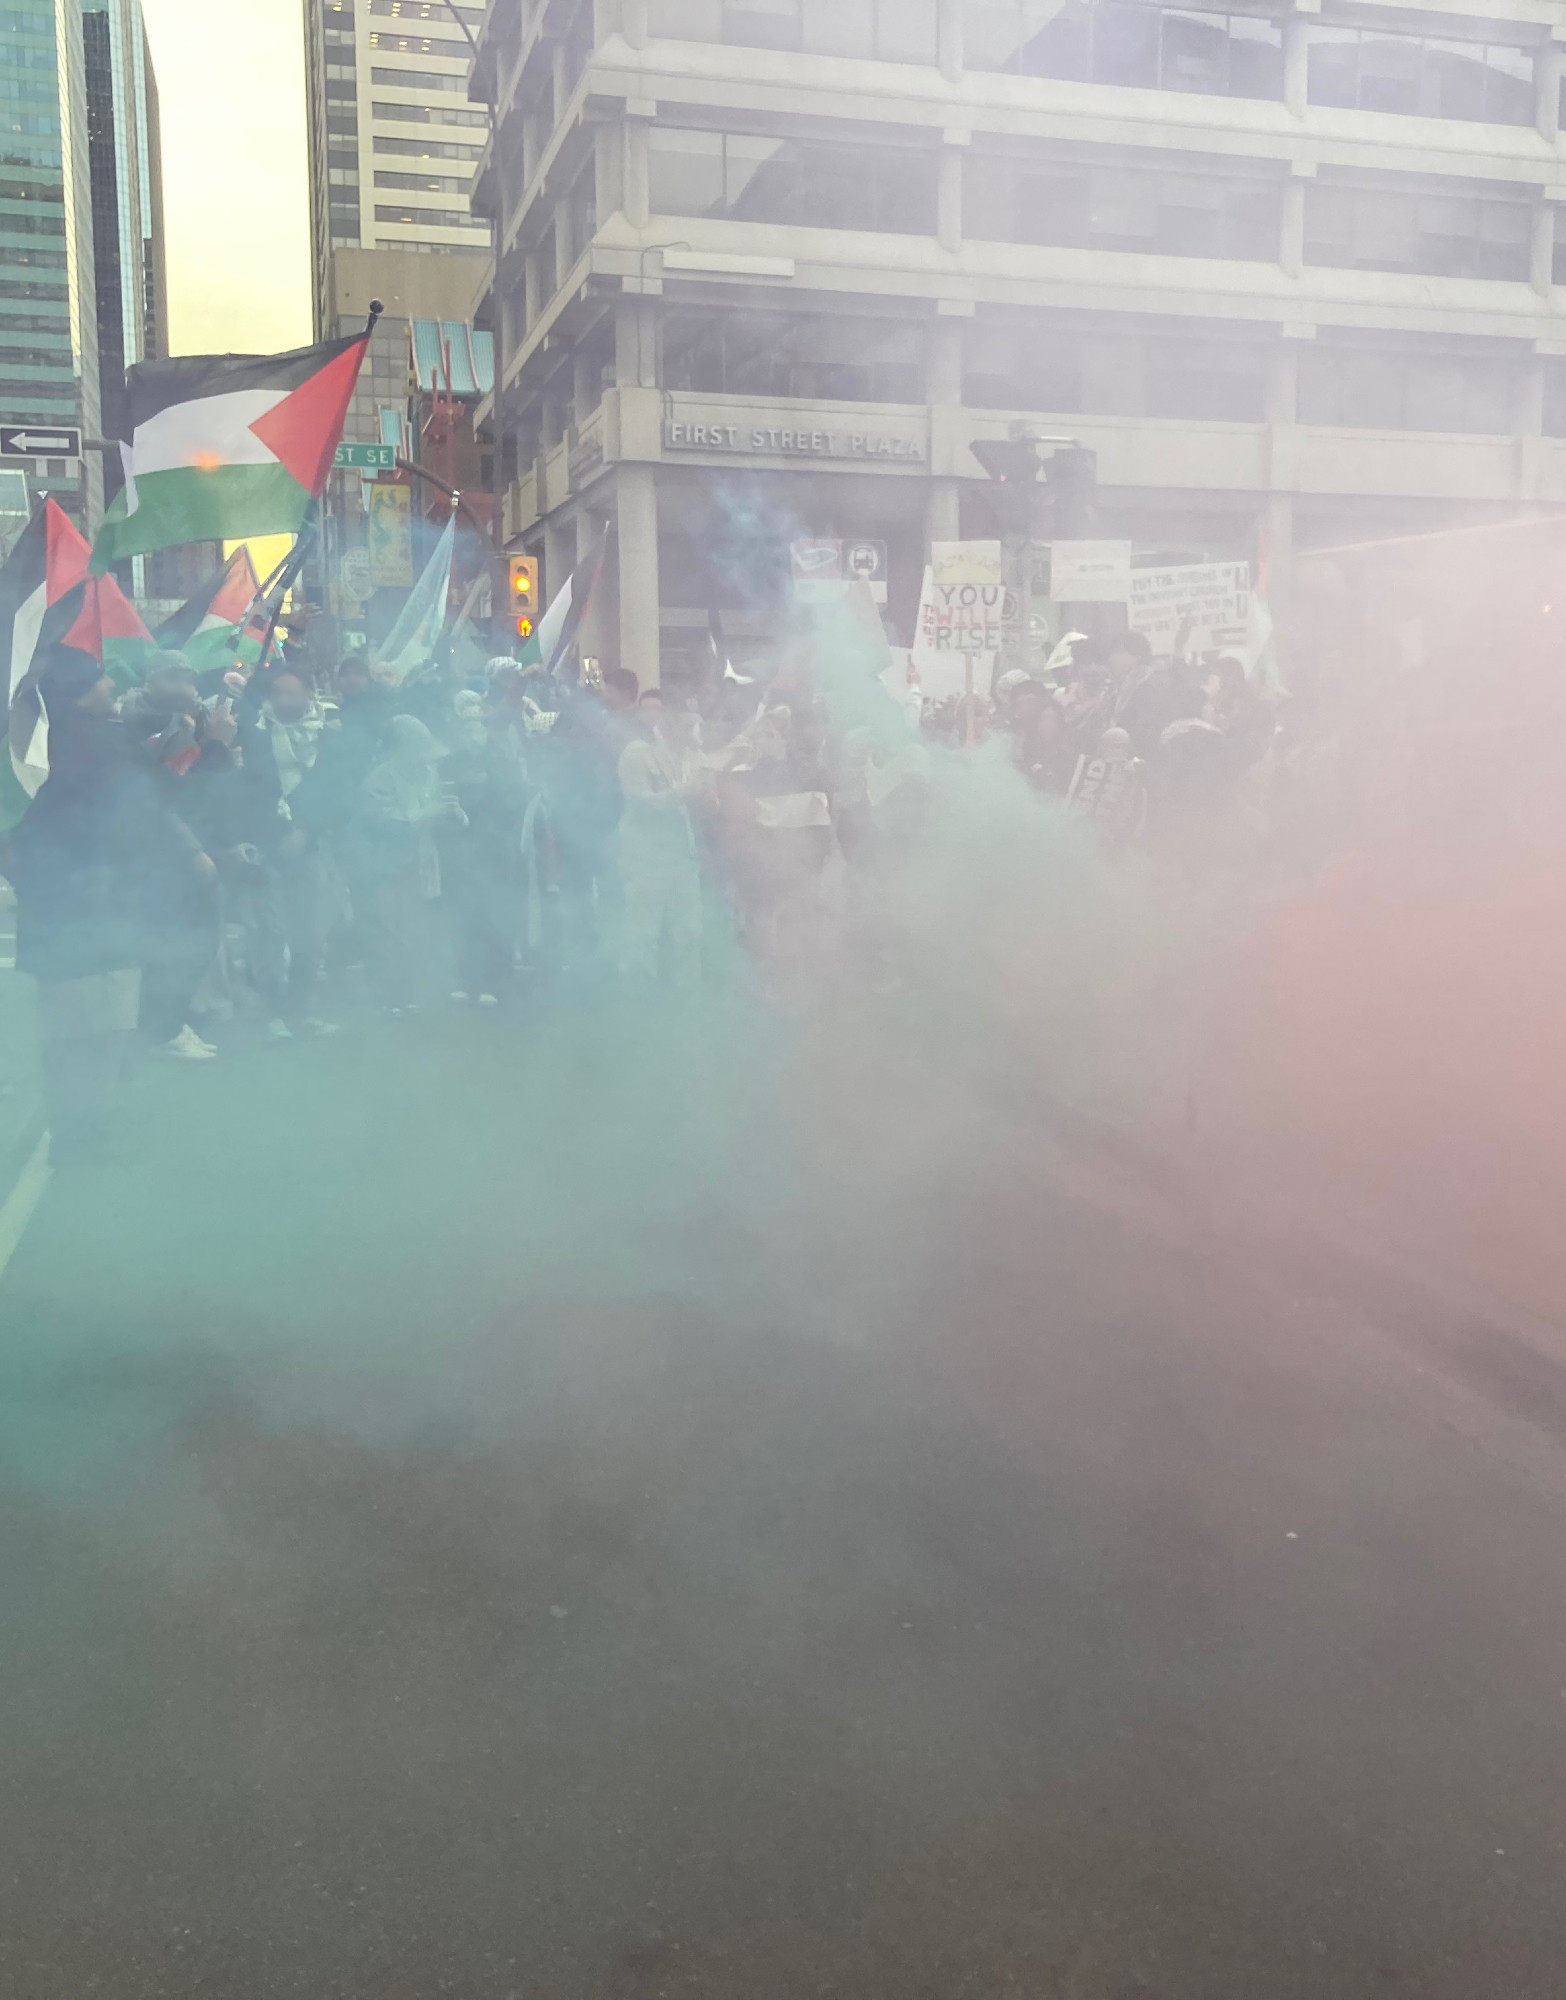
[515,615,534,641]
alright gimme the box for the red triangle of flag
[248,337,369,496]
[45,498,92,604]
[60,573,153,661]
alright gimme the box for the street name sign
[334,442,397,470]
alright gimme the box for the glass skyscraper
[81,0,165,457]
[0,0,102,523]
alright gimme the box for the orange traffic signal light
[515,615,534,642]
[508,555,538,609]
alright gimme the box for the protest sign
[931,540,1002,588]
[1048,540,1132,603]
[911,566,1006,701]
[1129,561,1251,656]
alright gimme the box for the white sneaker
[265,1018,294,1043]
[186,1026,219,1055]
[157,1026,217,1061]
[477,992,500,1008]
[297,1017,342,1037]
[450,989,471,1003]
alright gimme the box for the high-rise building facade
[81,0,167,463]
[472,0,1566,691]
[302,0,495,632]
[0,0,103,524]
[303,0,491,353]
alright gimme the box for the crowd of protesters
[0,608,1282,1161]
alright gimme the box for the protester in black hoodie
[6,649,211,1157]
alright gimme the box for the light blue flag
[376,513,455,684]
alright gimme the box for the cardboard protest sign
[1048,540,1132,604]
[912,542,1011,701]
[1129,561,1251,656]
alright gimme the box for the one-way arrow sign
[0,425,82,460]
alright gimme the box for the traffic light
[507,554,538,642]
[970,437,1042,534]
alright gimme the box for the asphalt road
[3,989,1566,1999]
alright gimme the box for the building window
[965,0,1284,99]
[663,308,926,401]
[374,203,487,230]
[1544,361,1566,437]
[1307,26,1533,124]
[367,0,483,17]
[564,162,596,266]
[374,134,483,159]
[647,127,938,233]
[1299,344,1513,432]
[368,30,470,58]
[647,0,938,62]
[374,168,467,193]
[966,150,1281,261]
[371,100,488,126]
[964,316,1267,419]
[370,66,470,90]
[1303,178,1532,281]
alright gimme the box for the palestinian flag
[155,545,267,675]
[518,528,605,677]
[0,501,91,830]
[68,569,160,690]
[92,329,371,571]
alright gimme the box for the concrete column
[552,39,570,124]
[555,196,574,287]
[929,317,964,404]
[1281,166,1311,276]
[938,0,963,81]
[574,507,607,664]
[622,0,648,48]
[573,347,598,425]
[595,122,624,220]
[926,481,960,556]
[1531,195,1557,299]
[544,513,575,610]
[1260,493,1294,627]
[615,297,657,387]
[937,137,965,255]
[1537,36,1562,143]
[624,121,650,228]
[1282,11,1311,117]
[1268,338,1300,425]
[617,464,660,691]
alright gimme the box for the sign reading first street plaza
[664,418,925,462]
[0,424,81,461]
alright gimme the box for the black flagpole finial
[365,299,384,338]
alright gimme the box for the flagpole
[252,300,382,679]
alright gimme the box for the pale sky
[140,0,313,357]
